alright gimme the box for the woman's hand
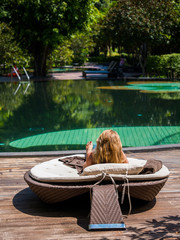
[83,141,93,169]
[86,141,93,153]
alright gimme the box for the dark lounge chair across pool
[83,61,118,79]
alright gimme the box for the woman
[83,129,128,169]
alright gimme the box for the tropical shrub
[146,54,180,78]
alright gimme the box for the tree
[0,23,31,70]
[100,0,178,75]
[169,1,180,53]
[1,0,95,77]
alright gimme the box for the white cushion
[29,154,170,183]
[81,158,146,176]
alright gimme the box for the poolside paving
[0,72,105,81]
[0,149,180,239]
[0,68,107,82]
[50,71,85,80]
[0,67,145,82]
[1,71,178,82]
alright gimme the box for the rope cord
[89,169,132,217]
[121,169,132,216]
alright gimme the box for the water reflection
[0,80,180,151]
[98,81,180,93]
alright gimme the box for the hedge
[146,54,180,78]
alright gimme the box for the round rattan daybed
[24,154,169,203]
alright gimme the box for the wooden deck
[0,149,180,239]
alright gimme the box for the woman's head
[92,130,123,164]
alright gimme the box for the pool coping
[1,72,180,82]
[0,143,180,157]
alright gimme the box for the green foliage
[146,54,180,78]
[1,0,96,76]
[95,0,116,14]
[70,33,96,64]
[2,0,92,50]
[0,23,31,71]
[49,39,74,67]
[49,31,96,66]
[88,0,180,63]
[95,0,179,75]
[110,0,176,43]
[88,53,136,65]
[1,0,179,72]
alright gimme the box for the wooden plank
[0,150,180,239]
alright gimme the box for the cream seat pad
[30,154,170,183]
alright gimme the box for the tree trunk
[107,41,112,56]
[33,45,49,78]
[139,43,147,76]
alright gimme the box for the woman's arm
[83,141,93,169]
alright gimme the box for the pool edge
[0,143,180,157]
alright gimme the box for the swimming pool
[98,81,180,93]
[0,80,180,152]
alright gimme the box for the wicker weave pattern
[29,183,89,203]
[90,185,123,224]
[24,171,168,203]
[118,178,167,201]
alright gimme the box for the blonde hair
[92,130,124,164]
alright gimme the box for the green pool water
[9,126,180,149]
[123,82,180,92]
[98,81,180,93]
[0,80,180,152]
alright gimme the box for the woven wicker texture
[24,171,168,203]
[90,185,123,225]
[118,178,168,201]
